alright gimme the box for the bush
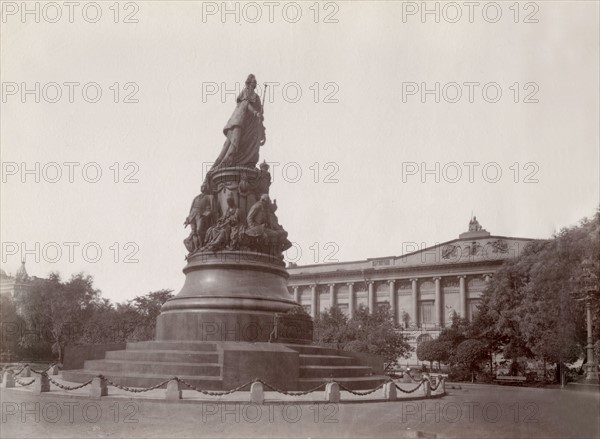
[477,371,496,383]
[448,367,472,382]
[525,371,539,383]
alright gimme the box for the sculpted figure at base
[183,184,216,253]
[209,74,266,173]
[245,194,291,253]
[201,195,242,252]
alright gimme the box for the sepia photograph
[0,1,599,438]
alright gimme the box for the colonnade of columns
[290,273,492,326]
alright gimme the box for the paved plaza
[1,383,598,438]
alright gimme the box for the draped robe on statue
[210,88,266,170]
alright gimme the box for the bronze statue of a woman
[209,74,266,171]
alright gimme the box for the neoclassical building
[287,218,535,363]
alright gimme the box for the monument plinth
[63,74,387,391]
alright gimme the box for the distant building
[1,261,35,314]
[287,217,536,364]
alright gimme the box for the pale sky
[1,1,598,303]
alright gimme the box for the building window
[419,301,434,326]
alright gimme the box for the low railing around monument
[1,363,445,402]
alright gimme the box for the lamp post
[579,259,599,382]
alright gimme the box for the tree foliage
[315,303,413,371]
[473,210,599,379]
[4,271,174,363]
[17,273,102,362]
[454,339,488,381]
[416,339,451,370]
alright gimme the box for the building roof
[288,218,540,277]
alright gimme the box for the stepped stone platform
[62,340,389,391]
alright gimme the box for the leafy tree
[315,303,412,372]
[473,210,599,381]
[417,339,452,371]
[437,316,469,350]
[454,339,488,382]
[81,289,174,343]
[468,301,508,375]
[315,305,350,349]
[0,293,26,360]
[416,340,436,371]
[127,289,174,340]
[18,273,102,362]
[431,340,453,370]
[14,270,175,362]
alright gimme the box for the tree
[472,210,599,382]
[416,340,436,371]
[430,340,452,371]
[18,273,102,362]
[0,293,26,360]
[127,289,174,340]
[468,301,508,375]
[417,339,452,371]
[454,339,488,382]
[437,316,469,350]
[15,270,175,362]
[84,289,175,343]
[315,305,350,349]
[315,304,413,372]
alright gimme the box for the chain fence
[14,377,35,387]
[47,376,94,391]
[2,363,59,376]
[256,378,327,396]
[394,380,423,393]
[178,378,254,396]
[3,363,445,400]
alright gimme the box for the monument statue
[448,308,458,323]
[469,216,482,232]
[209,73,266,172]
[183,76,291,258]
[183,184,216,253]
[161,74,299,345]
[64,74,389,392]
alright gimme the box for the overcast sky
[1,1,598,303]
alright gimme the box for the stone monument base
[156,251,299,343]
[62,340,388,391]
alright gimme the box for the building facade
[287,218,535,364]
[0,261,34,314]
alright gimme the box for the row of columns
[291,274,492,323]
